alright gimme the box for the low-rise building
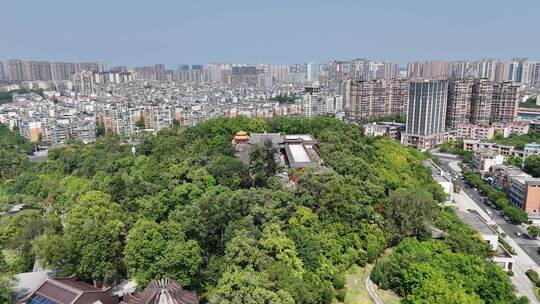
[473,150,505,174]
[363,122,405,140]
[456,124,494,140]
[488,164,540,215]
[489,164,524,190]
[507,175,540,214]
[524,143,540,158]
[455,122,529,141]
[457,211,514,271]
[463,139,523,157]
[492,121,530,137]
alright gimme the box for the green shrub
[526,269,540,287]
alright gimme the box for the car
[515,231,522,237]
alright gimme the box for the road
[436,155,540,266]
[365,277,383,304]
[434,155,540,302]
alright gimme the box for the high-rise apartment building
[8,59,23,81]
[448,61,468,79]
[402,80,448,150]
[491,82,519,123]
[72,71,96,94]
[257,74,273,90]
[509,58,527,83]
[325,60,347,91]
[446,79,473,129]
[350,59,398,81]
[7,59,104,81]
[0,62,4,81]
[522,61,540,86]
[446,78,520,130]
[407,62,423,79]
[407,61,449,79]
[343,79,408,121]
[306,63,320,83]
[144,105,174,130]
[176,65,190,82]
[382,61,399,79]
[470,79,493,125]
[492,61,510,83]
[133,64,165,81]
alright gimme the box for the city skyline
[1,0,539,66]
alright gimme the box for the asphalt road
[437,156,540,267]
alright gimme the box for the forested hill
[0,117,528,304]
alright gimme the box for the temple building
[120,279,198,304]
[232,131,327,182]
[231,130,250,144]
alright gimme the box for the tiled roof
[121,279,197,304]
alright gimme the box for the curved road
[365,277,384,304]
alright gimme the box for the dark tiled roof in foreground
[22,275,118,304]
[121,279,198,304]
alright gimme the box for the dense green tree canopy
[524,154,540,178]
[0,118,525,302]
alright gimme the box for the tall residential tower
[402,80,448,150]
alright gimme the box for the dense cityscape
[3,0,540,303]
[1,58,539,147]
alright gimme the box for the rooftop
[457,211,496,236]
[23,275,118,304]
[120,279,197,304]
[249,133,282,147]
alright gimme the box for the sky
[1,0,538,68]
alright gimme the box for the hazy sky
[1,0,538,67]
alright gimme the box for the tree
[524,154,540,177]
[124,219,165,285]
[223,230,267,270]
[124,219,203,287]
[0,274,16,303]
[507,155,523,167]
[372,238,523,304]
[210,267,294,304]
[249,140,278,187]
[260,224,303,276]
[135,117,145,129]
[208,156,251,189]
[95,123,106,138]
[528,226,540,239]
[383,188,438,244]
[503,205,528,224]
[40,191,127,286]
[402,275,482,304]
